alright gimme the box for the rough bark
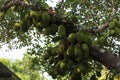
[90,45,120,72]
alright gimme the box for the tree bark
[90,45,120,72]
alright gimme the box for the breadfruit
[21,19,30,32]
[60,61,66,69]
[30,11,38,18]
[76,31,84,43]
[67,60,73,70]
[13,22,21,31]
[0,12,4,21]
[77,63,86,73]
[42,12,51,23]
[66,46,74,57]
[115,27,120,34]
[67,33,76,43]
[43,27,52,35]
[82,43,89,58]
[58,25,66,37]
[109,22,115,29]
[110,30,116,36]
[74,44,83,58]
[97,36,107,46]
[49,56,54,64]
[51,24,58,35]
[83,33,92,46]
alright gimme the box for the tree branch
[90,45,120,73]
[57,0,64,10]
[0,0,32,12]
[85,0,115,34]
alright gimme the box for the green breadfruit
[74,44,83,58]
[59,61,66,69]
[67,60,73,70]
[21,19,30,32]
[48,69,57,79]
[42,12,51,23]
[113,19,119,27]
[77,63,86,73]
[51,24,58,35]
[109,21,115,29]
[82,43,89,58]
[76,31,84,43]
[67,33,76,43]
[43,27,52,35]
[97,36,107,46]
[30,11,38,18]
[51,15,57,23]
[58,25,66,37]
[115,27,120,34]
[66,46,74,57]
[13,22,21,31]
[110,30,116,36]
[83,33,92,46]
[49,56,54,64]
[0,12,4,21]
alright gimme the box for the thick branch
[90,45,120,72]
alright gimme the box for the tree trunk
[90,45,120,72]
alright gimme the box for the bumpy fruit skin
[60,61,66,69]
[110,30,116,36]
[67,46,74,57]
[21,19,30,32]
[109,22,115,29]
[97,36,107,46]
[13,22,21,31]
[42,12,51,23]
[30,11,38,18]
[82,44,89,58]
[77,63,86,73]
[115,27,120,34]
[43,27,52,35]
[67,60,73,70]
[51,24,58,35]
[58,25,66,37]
[76,31,84,43]
[67,33,76,43]
[74,44,83,58]
[0,12,4,21]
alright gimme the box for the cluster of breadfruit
[95,19,120,47]
[109,19,120,36]
[43,29,92,79]
[12,10,93,79]
[13,10,59,34]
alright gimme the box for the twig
[56,0,64,10]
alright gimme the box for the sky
[0,0,59,60]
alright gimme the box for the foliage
[0,54,47,80]
[0,0,120,80]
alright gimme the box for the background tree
[0,54,47,80]
[0,0,120,80]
